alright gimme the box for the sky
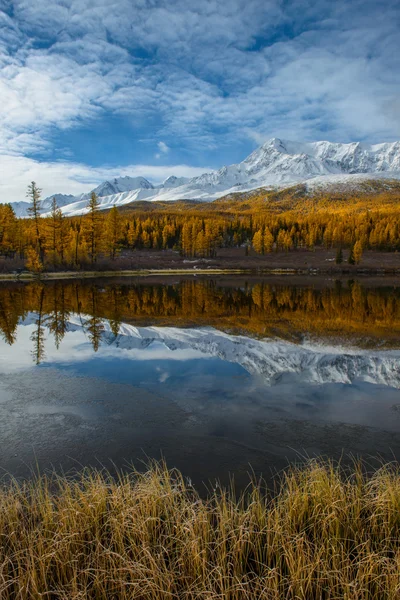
[1,0,400,203]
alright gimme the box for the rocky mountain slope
[12,139,400,216]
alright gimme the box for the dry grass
[0,460,399,599]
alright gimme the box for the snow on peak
[90,176,154,198]
[10,139,400,217]
[41,194,76,210]
[161,175,190,188]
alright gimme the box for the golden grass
[0,460,400,599]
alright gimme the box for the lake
[0,276,399,490]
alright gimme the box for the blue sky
[1,0,400,202]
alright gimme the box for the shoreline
[1,267,400,281]
[0,265,400,281]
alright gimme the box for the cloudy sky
[1,0,400,202]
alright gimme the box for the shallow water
[0,277,399,489]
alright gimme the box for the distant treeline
[0,182,400,269]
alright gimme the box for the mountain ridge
[11,138,400,217]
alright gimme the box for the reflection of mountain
[68,317,400,388]
[3,280,400,351]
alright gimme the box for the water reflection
[0,278,399,367]
[0,277,400,485]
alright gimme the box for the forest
[0,181,399,271]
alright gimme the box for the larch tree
[84,192,102,264]
[252,230,264,254]
[105,206,122,259]
[0,204,17,256]
[348,243,356,265]
[263,228,274,253]
[47,198,63,265]
[26,181,43,260]
[353,240,363,264]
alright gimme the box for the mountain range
[11,138,400,217]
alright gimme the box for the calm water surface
[0,277,399,489]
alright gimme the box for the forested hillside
[0,181,399,271]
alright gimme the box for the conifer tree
[47,198,63,265]
[25,247,43,273]
[353,240,363,264]
[263,228,274,253]
[30,286,46,365]
[348,243,356,265]
[252,230,264,254]
[26,181,43,259]
[84,192,102,264]
[0,204,17,256]
[105,206,122,259]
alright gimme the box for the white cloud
[155,141,169,158]
[0,0,399,199]
[157,141,169,154]
[0,154,210,203]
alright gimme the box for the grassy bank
[0,461,399,599]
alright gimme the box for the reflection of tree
[0,279,398,353]
[46,284,69,349]
[30,286,46,365]
[0,290,20,345]
[83,287,104,352]
[109,286,122,338]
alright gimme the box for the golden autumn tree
[83,192,102,264]
[0,204,17,256]
[46,198,64,265]
[26,181,44,262]
[105,206,123,259]
[26,247,44,273]
[353,240,363,264]
[252,230,263,254]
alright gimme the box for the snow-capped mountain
[11,193,76,217]
[79,176,154,200]
[162,175,190,188]
[12,139,400,217]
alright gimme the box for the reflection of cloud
[0,321,207,373]
[2,316,400,389]
[159,372,170,383]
